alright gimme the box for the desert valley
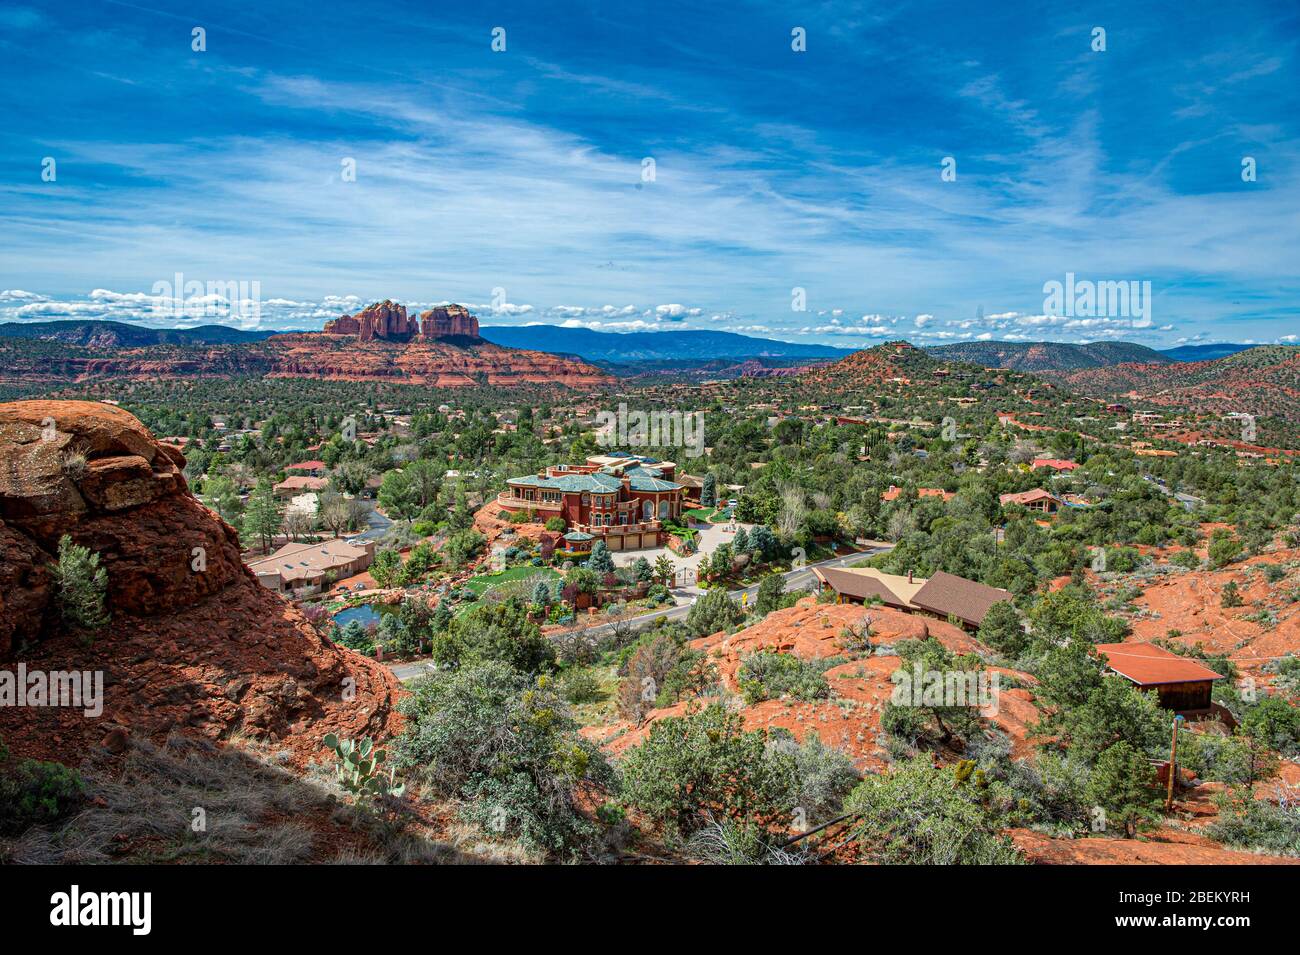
[3,300,1299,874]
[3,1,1299,933]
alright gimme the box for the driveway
[351,501,393,541]
[611,519,748,594]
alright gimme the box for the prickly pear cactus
[322,733,405,800]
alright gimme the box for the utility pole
[1165,714,1185,810]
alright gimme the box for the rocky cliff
[0,400,401,763]
[322,300,481,342]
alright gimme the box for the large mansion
[498,453,685,551]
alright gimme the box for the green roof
[508,471,623,492]
[628,475,682,491]
[562,531,594,541]
[508,467,681,494]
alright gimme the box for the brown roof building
[248,538,375,594]
[910,571,1011,629]
[813,567,1009,629]
[1095,642,1224,714]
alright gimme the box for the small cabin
[1095,642,1224,715]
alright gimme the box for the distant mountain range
[0,318,1265,373]
[1056,345,1300,426]
[478,325,848,362]
[925,339,1259,370]
[0,319,282,346]
[1157,343,1255,362]
[925,340,1171,371]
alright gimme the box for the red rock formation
[0,400,401,764]
[323,300,416,341]
[419,304,479,340]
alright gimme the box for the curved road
[388,546,889,682]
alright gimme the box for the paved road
[387,546,889,682]
[352,501,393,542]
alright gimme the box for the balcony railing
[572,520,662,535]
[496,492,562,510]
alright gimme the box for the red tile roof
[1094,642,1224,686]
[286,460,327,472]
[999,488,1060,506]
[881,485,955,502]
[1031,458,1079,470]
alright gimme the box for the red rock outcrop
[419,304,479,340]
[0,400,402,764]
[265,334,612,388]
[323,299,417,341]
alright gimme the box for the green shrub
[558,667,602,704]
[685,587,744,637]
[841,758,1025,864]
[1208,787,1300,857]
[0,745,86,835]
[394,663,613,855]
[52,534,109,638]
[620,704,805,836]
[737,652,831,704]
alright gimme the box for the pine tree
[1084,740,1163,838]
[587,540,615,573]
[244,478,284,553]
[531,579,552,608]
[733,526,750,554]
[430,600,453,633]
[701,473,717,508]
[750,525,776,560]
[632,556,654,582]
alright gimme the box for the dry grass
[0,734,510,865]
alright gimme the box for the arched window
[642,499,653,521]
[659,499,669,520]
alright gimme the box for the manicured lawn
[684,507,731,524]
[463,565,560,596]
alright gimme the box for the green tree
[701,473,717,508]
[754,573,790,616]
[369,548,402,587]
[201,474,242,525]
[1208,529,1241,569]
[654,554,675,586]
[431,600,556,674]
[978,601,1028,658]
[587,540,615,573]
[244,478,284,553]
[378,469,419,523]
[1083,740,1162,838]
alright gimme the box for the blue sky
[1,0,1297,347]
